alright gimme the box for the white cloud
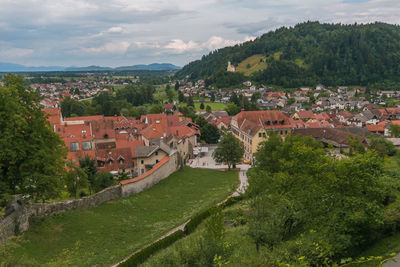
[0,47,34,58]
[164,39,201,53]
[82,41,131,54]
[107,26,124,33]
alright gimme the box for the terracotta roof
[293,128,366,147]
[42,108,61,125]
[64,115,104,121]
[234,110,291,136]
[294,110,314,120]
[119,156,170,185]
[97,147,133,172]
[367,122,387,133]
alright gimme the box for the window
[70,142,79,151]
[156,159,159,164]
[141,169,144,174]
[155,151,158,156]
[82,141,92,150]
[141,160,144,164]
[263,132,266,137]
[259,133,262,137]
[119,158,124,164]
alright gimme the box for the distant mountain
[64,65,113,71]
[115,63,181,71]
[0,62,181,73]
[177,21,400,88]
[0,62,64,72]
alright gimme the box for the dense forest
[177,21,400,88]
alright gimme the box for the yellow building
[230,110,292,163]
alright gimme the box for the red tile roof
[97,147,133,172]
[234,110,291,136]
[42,108,61,125]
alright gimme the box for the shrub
[119,230,184,267]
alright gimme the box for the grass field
[180,102,228,111]
[10,167,238,266]
[140,199,270,267]
[236,54,267,76]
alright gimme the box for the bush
[119,230,184,267]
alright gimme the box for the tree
[187,95,195,108]
[213,133,244,169]
[210,92,216,102]
[246,133,387,264]
[64,162,89,199]
[200,123,220,144]
[200,102,205,110]
[167,88,175,103]
[178,90,185,103]
[0,74,67,205]
[61,97,86,117]
[206,105,212,113]
[369,136,396,157]
[93,172,115,193]
[225,102,241,116]
[390,124,400,137]
[149,105,163,114]
[175,81,180,90]
[79,155,97,194]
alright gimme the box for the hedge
[184,195,244,235]
[119,195,244,266]
[119,230,185,267]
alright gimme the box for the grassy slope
[12,167,238,266]
[140,199,271,267]
[236,54,267,76]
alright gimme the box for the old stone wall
[0,152,180,243]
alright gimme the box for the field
[236,54,267,76]
[9,167,238,266]
[180,102,228,111]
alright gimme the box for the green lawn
[10,167,238,266]
[180,102,228,111]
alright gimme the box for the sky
[0,0,399,67]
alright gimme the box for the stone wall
[0,152,180,243]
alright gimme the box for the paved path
[112,156,249,267]
[385,255,400,267]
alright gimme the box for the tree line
[177,21,400,89]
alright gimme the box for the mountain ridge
[0,62,181,72]
[176,21,400,88]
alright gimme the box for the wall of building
[121,153,179,197]
[0,152,180,243]
[136,149,169,175]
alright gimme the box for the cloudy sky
[0,0,399,67]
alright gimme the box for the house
[292,110,314,121]
[293,128,367,153]
[135,142,171,176]
[231,110,292,162]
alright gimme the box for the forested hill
[176,22,400,88]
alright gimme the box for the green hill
[236,54,267,76]
[177,21,400,88]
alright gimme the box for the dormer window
[266,121,271,125]
[104,134,109,139]
[119,158,124,164]
[107,159,113,165]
